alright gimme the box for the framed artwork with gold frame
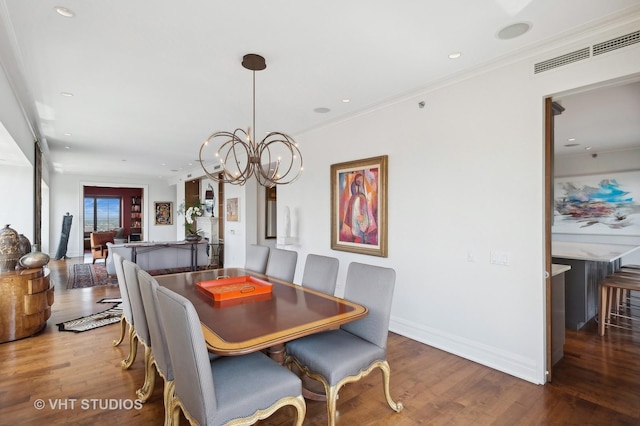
[154,201,173,225]
[331,155,388,257]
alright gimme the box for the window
[84,197,121,232]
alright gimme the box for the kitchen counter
[552,241,640,329]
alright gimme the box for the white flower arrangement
[178,202,204,235]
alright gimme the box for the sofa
[105,240,209,275]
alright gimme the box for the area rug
[57,303,122,333]
[67,263,118,289]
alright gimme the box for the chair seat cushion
[286,329,386,386]
[209,351,301,424]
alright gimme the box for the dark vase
[18,234,31,257]
[185,234,202,242]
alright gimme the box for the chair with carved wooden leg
[112,253,138,369]
[122,260,155,402]
[155,285,306,426]
[285,262,403,426]
[137,269,176,425]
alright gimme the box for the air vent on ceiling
[534,47,590,74]
[593,30,640,56]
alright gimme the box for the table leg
[266,344,285,364]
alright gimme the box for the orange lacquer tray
[196,276,273,301]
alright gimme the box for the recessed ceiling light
[60,92,74,97]
[161,163,166,166]
[55,7,75,18]
[497,22,531,40]
[314,107,330,113]
[64,146,70,149]
[564,143,580,147]
[342,99,351,103]
[585,146,592,151]
[448,52,462,59]
[568,138,576,141]
[63,132,72,136]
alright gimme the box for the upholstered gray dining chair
[245,244,270,274]
[122,260,155,402]
[265,248,298,282]
[137,269,176,424]
[137,269,222,423]
[285,262,403,426]
[300,254,339,295]
[155,285,306,426]
[112,253,138,369]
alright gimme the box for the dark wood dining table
[154,267,368,363]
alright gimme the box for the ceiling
[553,79,640,157]
[0,0,639,179]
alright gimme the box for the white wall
[0,61,37,244]
[0,164,33,240]
[275,19,640,384]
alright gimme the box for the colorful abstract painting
[331,156,388,257]
[553,171,640,235]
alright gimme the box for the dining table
[153,267,368,364]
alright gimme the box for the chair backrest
[113,227,125,238]
[245,244,270,274]
[340,262,396,350]
[265,248,298,282]
[156,286,217,425]
[301,254,339,295]
[113,253,133,324]
[90,231,114,248]
[137,269,173,381]
[122,260,150,346]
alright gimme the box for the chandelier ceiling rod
[198,54,302,187]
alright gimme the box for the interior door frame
[544,97,554,382]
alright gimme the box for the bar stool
[598,272,640,336]
[611,266,640,312]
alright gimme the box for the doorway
[185,178,201,206]
[544,76,640,381]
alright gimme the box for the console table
[0,267,54,343]
[105,240,208,275]
[552,241,640,330]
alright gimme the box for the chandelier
[198,54,303,187]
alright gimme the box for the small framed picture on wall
[154,201,173,225]
[226,197,239,222]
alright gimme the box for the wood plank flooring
[1,258,639,425]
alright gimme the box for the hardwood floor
[1,258,639,425]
